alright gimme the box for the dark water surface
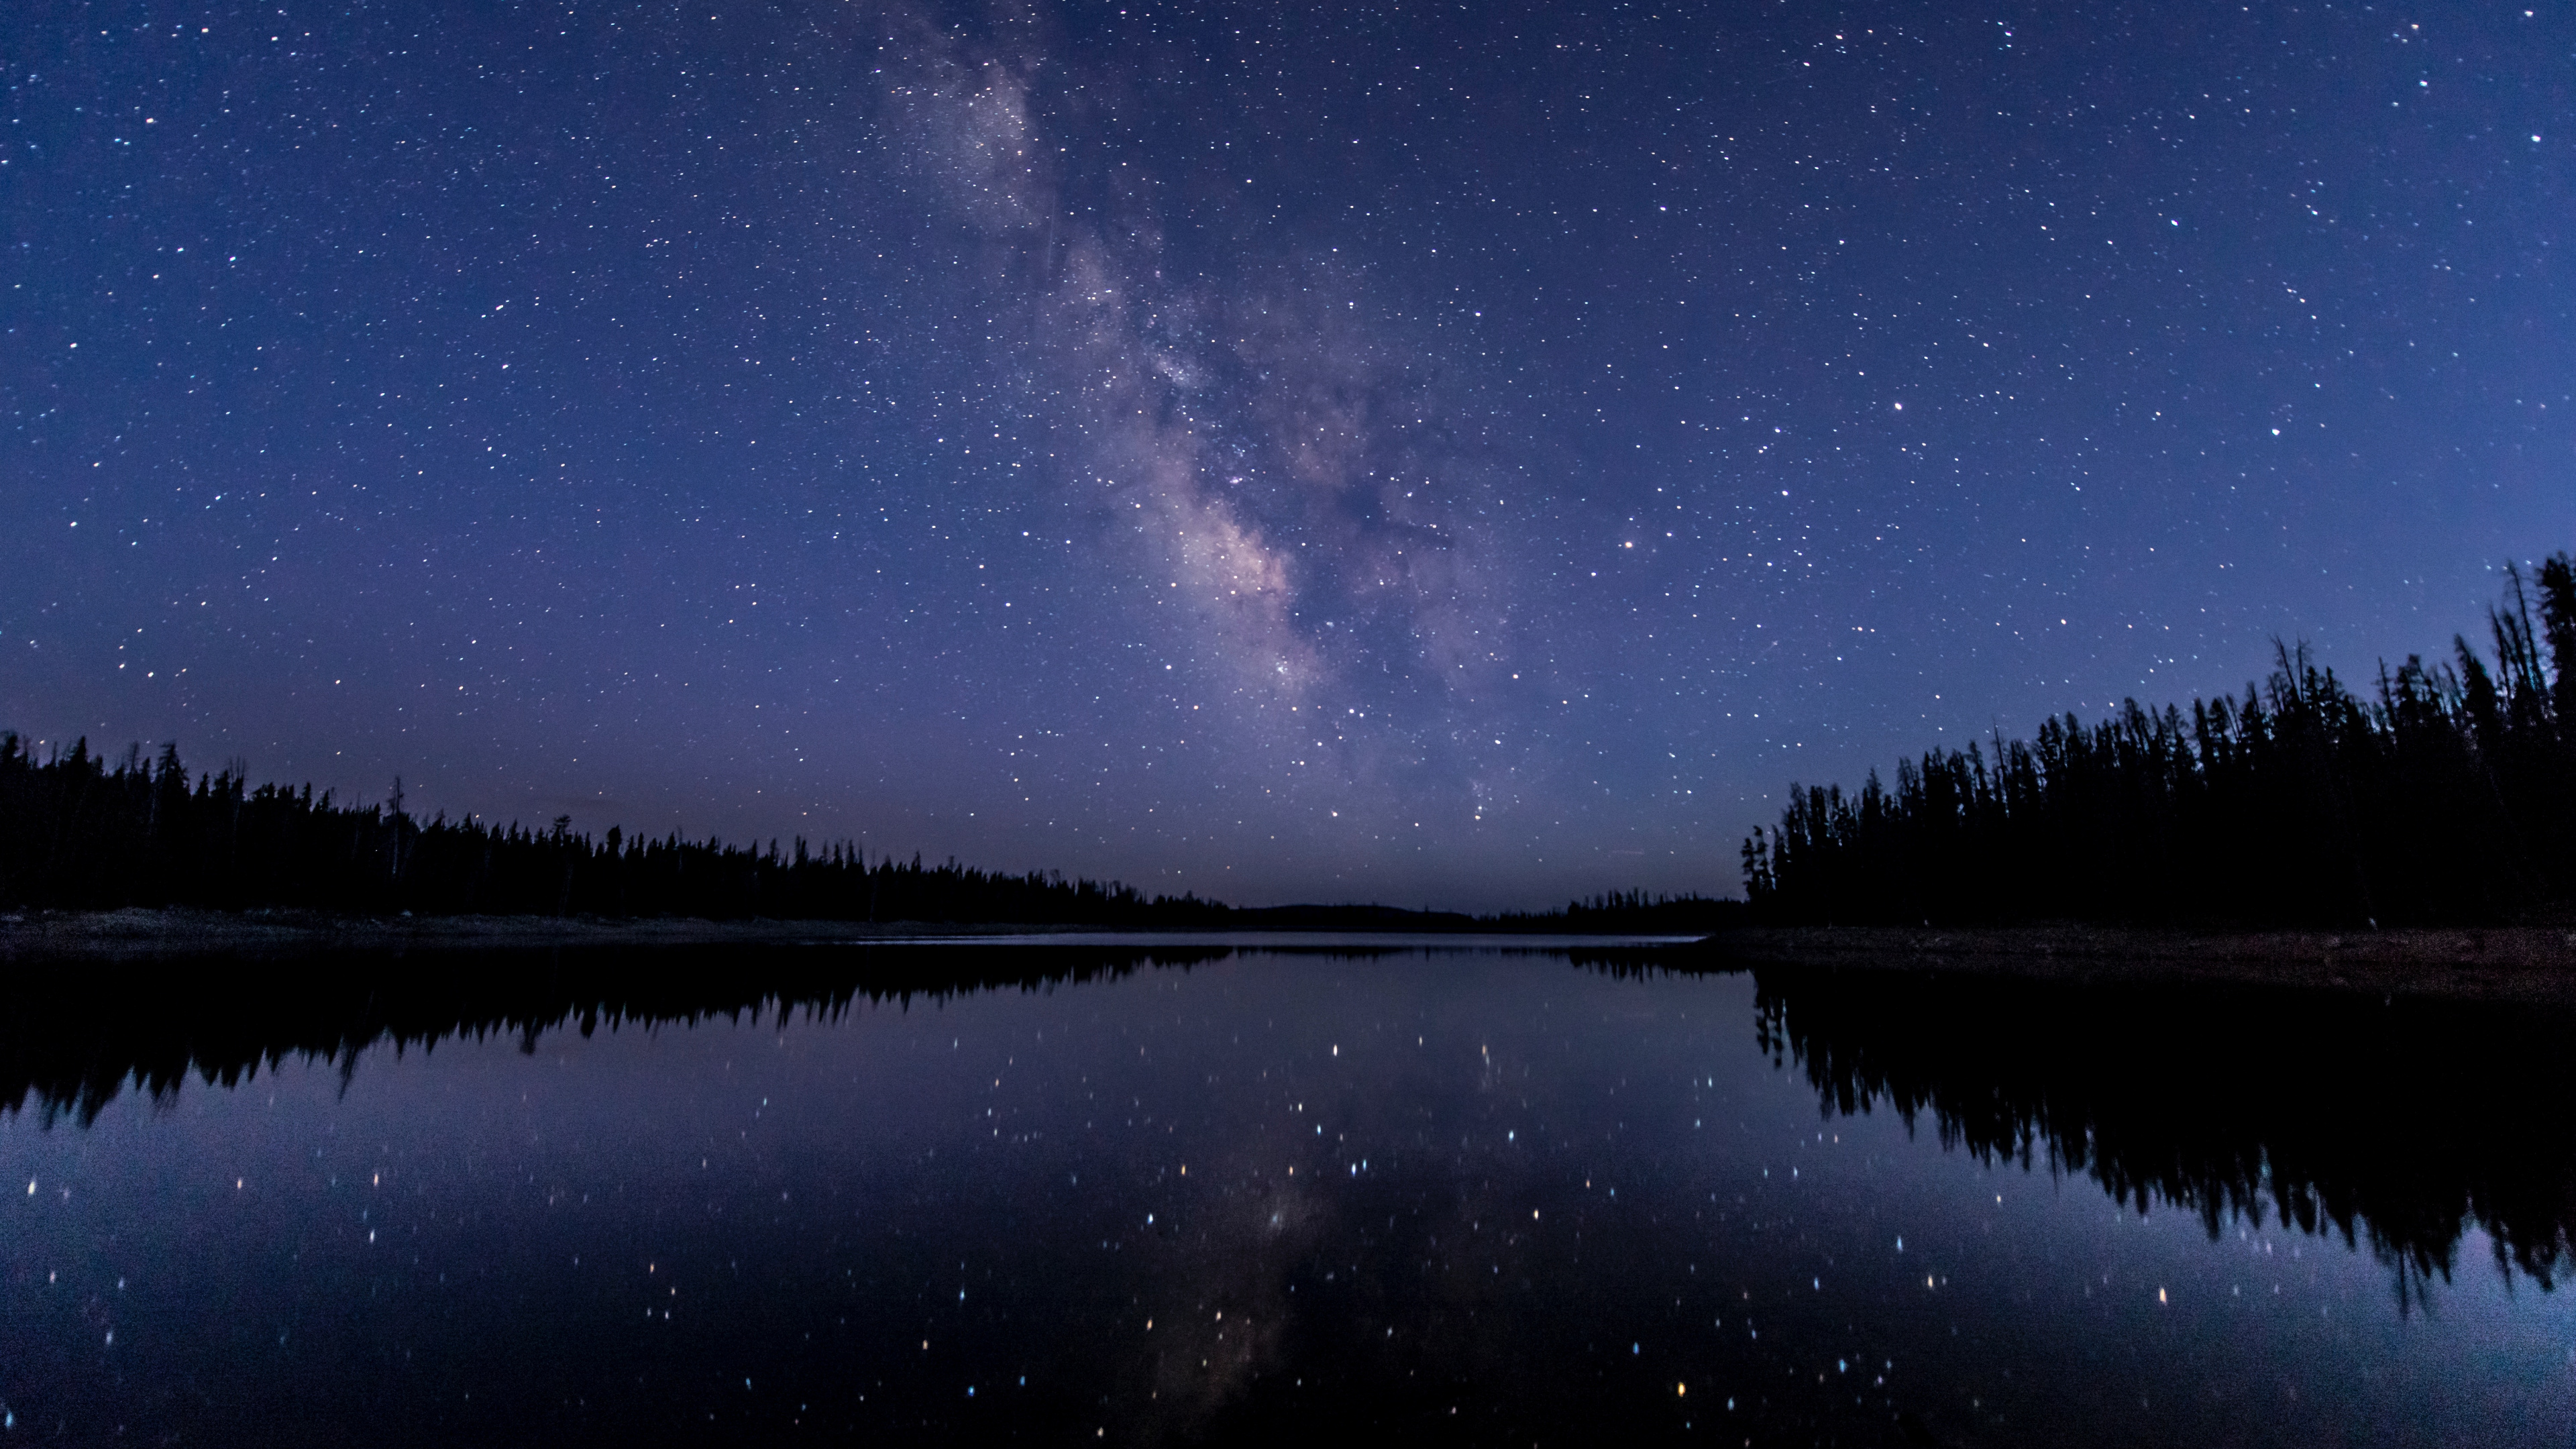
[3,941,2571,1444]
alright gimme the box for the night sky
[7,1,2570,910]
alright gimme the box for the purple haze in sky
[5,1,2570,908]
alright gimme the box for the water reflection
[1752,963,2576,1301]
[12,943,2575,1303]
[1,943,2569,1444]
[0,943,1224,1128]
[0,941,1689,1130]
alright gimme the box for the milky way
[875,9,1543,814]
[5,1,2569,907]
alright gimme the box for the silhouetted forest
[1754,963,2576,1302]
[1491,890,1742,935]
[0,737,1233,924]
[0,737,1730,930]
[1743,552,2576,926]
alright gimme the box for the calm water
[3,941,2571,1444]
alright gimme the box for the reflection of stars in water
[21,951,2568,1434]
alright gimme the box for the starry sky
[6,1,2570,910]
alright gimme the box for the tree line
[1741,551,2576,926]
[0,737,1733,929]
[0,739,1235,924]
[1489,890,1741,934]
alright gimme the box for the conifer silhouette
[1744,551,2576,926]
[0,741,1730,930]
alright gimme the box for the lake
[3,938,2571,1444]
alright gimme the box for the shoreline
[1706,923,2576,1006]
[0,908,1064,960]
[0,908,1698,961]
[9,911,2573,1005]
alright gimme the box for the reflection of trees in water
[0,944,1231,1129]
[3,944,1707,1129]
[1752,964,2576,1304]
[33,941,2555,1312]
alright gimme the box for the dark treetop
[1744,551,2576,926]
[0,731,1731,930]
